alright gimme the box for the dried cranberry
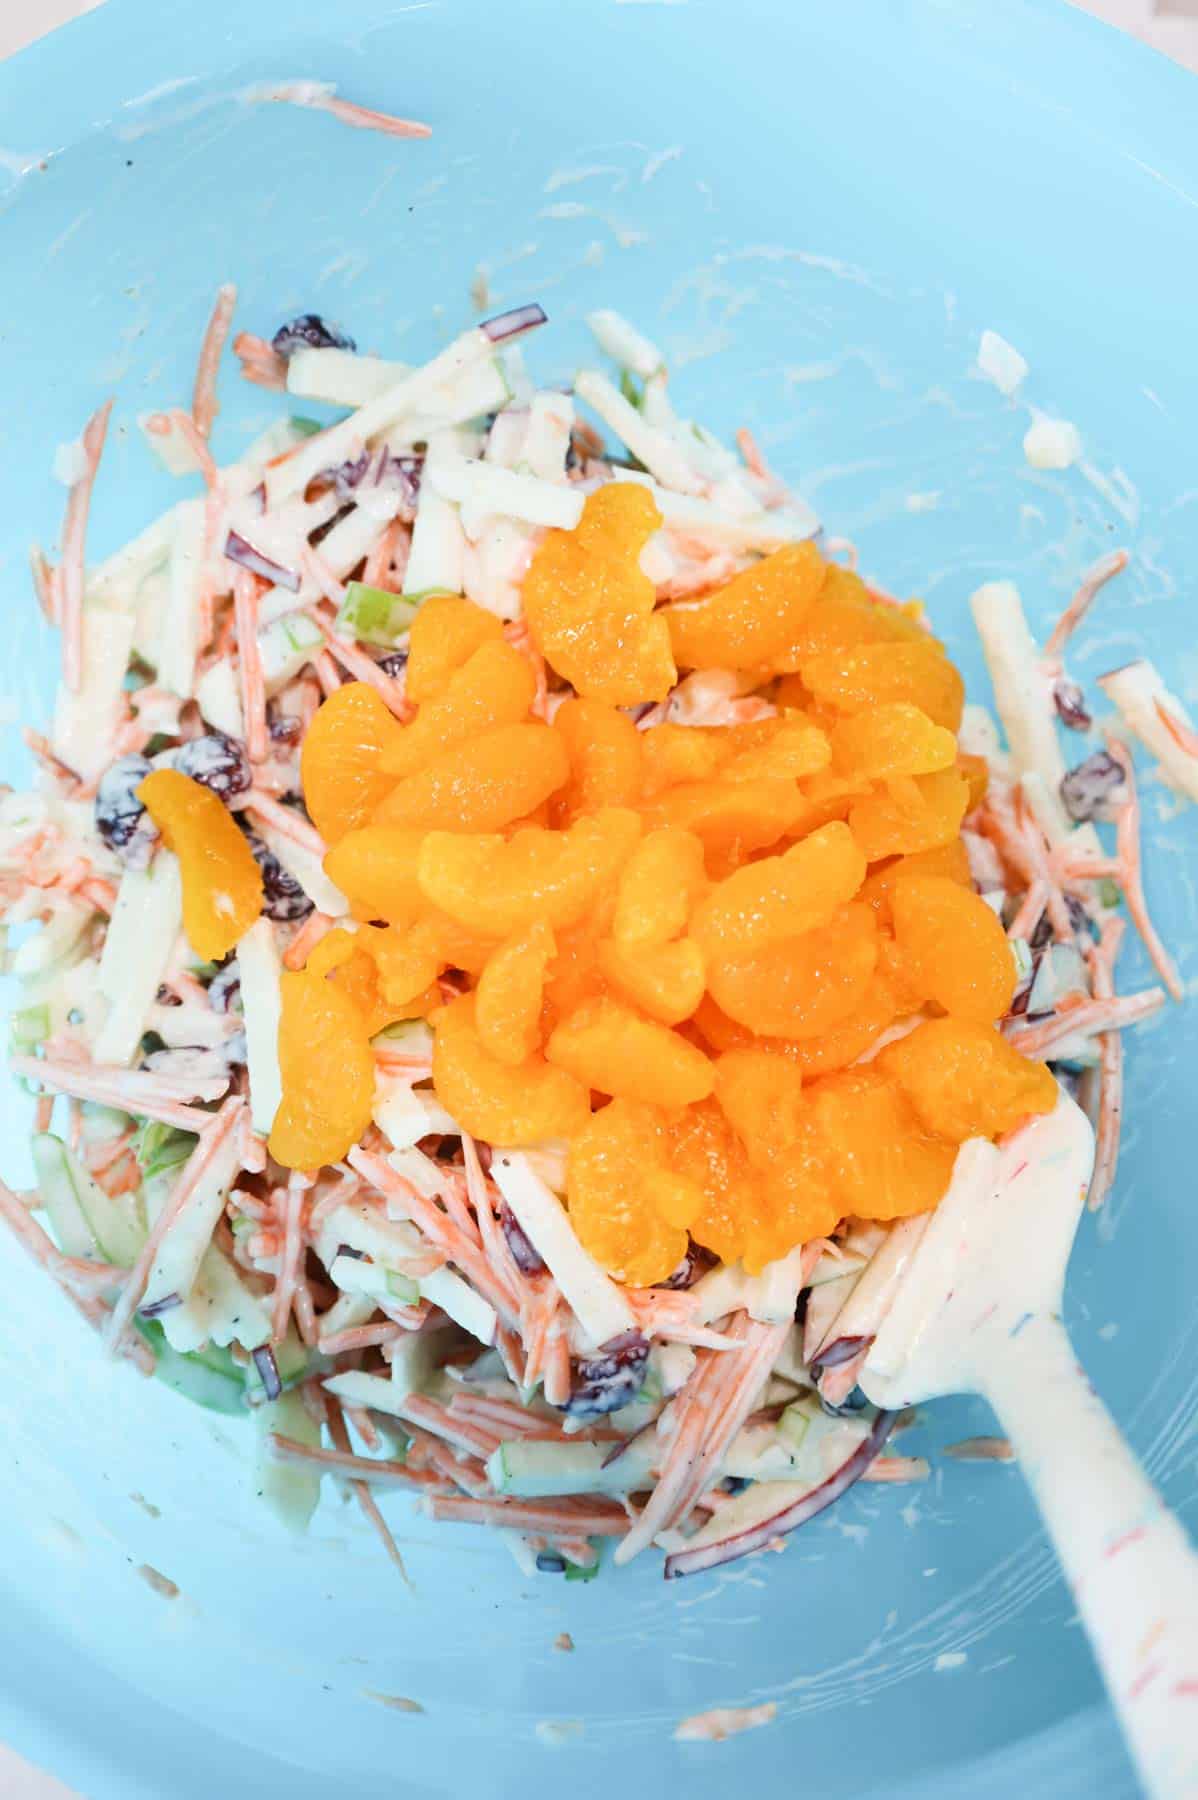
[95,754,158,866]
[168,732,252,803]
[500,1202,546,1276]
[565,1331,650,1417]
[1052,678,1092,732]
[266,704,301,744]
[271,314,356,359]
[377,650,409,680]
[1060,750,1127,824]
[207,962,242,1014]
[239,827,314,922]
[654,1242,715,1290]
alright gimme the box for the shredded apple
[275,486,1056,1277]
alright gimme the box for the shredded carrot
[318,1321,403,1355]
[9,1055,225,1132]
[391,1393,502,1459]
[426,1494,628,1535]
[105,1099,245,1350]
[1104,734,1184,1001]
[192,282,237,440]
[304,591,412,720]
[271,1170,310,1344]
[348,1147,520,1323]
[860,1455,929,1484]
[363,516,405,590]
[59,399,114,692]
[168,409,221,491]
[233,331,288,390]
[0,1177,154,1374]
[1007,880,1047,943]
[617,1317,789,1563]
[29,543,55,623]
[324,1394,410,1581]
[244,788,328,859]
[1042,549,1129,662]
[232,565,268,763]
[1005,987,1165,1058]
[283,908,335,972]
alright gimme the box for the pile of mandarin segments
[148,483,1058,1285]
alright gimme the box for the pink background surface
[0,0,1192,1792]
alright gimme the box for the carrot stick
[1086,916,1126,1211]
[232,566,268,763]
[104,1099,245,1350]
[59,399,114,692]
[192,283,237,440]
[1042,549,1128,662]
[1105,733,1184,1001]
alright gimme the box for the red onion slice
[139,1293,182,1319]
[481,302,547,344]
[664,1409,895,1579]
[224,528,301,593]
[811,1332,872,1375]
[252,1343,282,1401]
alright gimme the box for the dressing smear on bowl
[1,217,1190,1591]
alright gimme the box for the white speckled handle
[982,1313,1198,1799]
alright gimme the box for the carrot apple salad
[1,294,1187,1580]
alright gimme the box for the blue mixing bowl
[1,2,1195,1795]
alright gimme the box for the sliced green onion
[1098,877,1122,911]
[335,581,420,647]
[564,1550,602,1583]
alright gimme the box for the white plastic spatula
[861,1093,1198,1798]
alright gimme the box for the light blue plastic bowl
[1,2,1196,1795]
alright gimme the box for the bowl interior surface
[1,3,1196,1796]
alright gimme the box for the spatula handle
[983,1311,1198,1799]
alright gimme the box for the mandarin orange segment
[300,681,404,844]
[879,1017,1058,1143]
[596,935,706,1024]
[690,821,866,959]
[665,1099,762,1266]
[781,975,900,1077]
[858,838,973,922]
[137,768,263,962]
[848,768,970,861]
[322,826,428,924]
[831,702,958,781]
[642,777,805,863]
[719,717,832,783]
[662,541,826,673]
[405,594,504,703]
[891,874,1016,1022]
[708,902,879,1041]
[551,698,644,822]
[431,993,590,1146]
[547,996,715,1108]
[784,564,931,660]
[566,1100,693,1286]
[475,920,556,1066]
[958,752,990,812]
[417,809,641,937]
[380,639,536,780]
[611,826,707,947]
[269,968,375,1170]
[714,1047,804,1164]
[805,1068,957,1221]
[307,929,413,1037]
[801,639,964,732]
[522,483,675,704]
[639,723,727,796]
[371,723,569,832]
